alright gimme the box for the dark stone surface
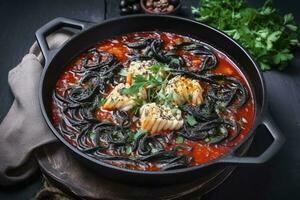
[0,0,299,199]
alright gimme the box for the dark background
[0,0,299,199]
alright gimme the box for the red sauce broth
[51,31,255,171]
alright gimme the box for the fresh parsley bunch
[192,0,299,71]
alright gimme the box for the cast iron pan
[35,15,285,185]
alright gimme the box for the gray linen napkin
[0,30,73,186]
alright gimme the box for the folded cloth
[0,29,73,186]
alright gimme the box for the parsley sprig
[120,63,170,96]
[192,0,299,71]
[119,63,175,114]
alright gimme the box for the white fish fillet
[140,103,183,134]
[126,60,157,84]
[165,76,204,106]
[102,83,146,111]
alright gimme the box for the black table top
[0,0,299,199]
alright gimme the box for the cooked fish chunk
[165,76,204,106]
[126,59,157,84]
[102,83,146,111]
[140,103,183,133]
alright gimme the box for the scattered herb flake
[97,98,107,107]
[127,130,135,141]
[170,58,180,65]
[176,136,184,144]
[185,114,198,126]
[118,68,128,76]
[134,129,147,140]
[89,131,97,141]
[125,146,132,155]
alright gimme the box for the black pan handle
[35,17,92,64]
[217,112,285,164]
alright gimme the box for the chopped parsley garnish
[185,114,198,126]
[175,136,184,144]
[125,146,132,155]
[89,131,97,141]
[118,68,128,76]
[134,129,147,140]
[157,89,176,104]
[97,98,107,107]
[170,58,180,65]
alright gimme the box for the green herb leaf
[119,68,128,76]
[133,74,147,83]
[125,146,132,155]
[121,82,145,95]
[97,98,107,107]
[150,64,162,73]
[150,63,170,72]
[170,58,180,65]
[126,129,137,141]
[134,129,147,140]
[185,115,198,126]
[175,136,184,144]
[284,13,294,24]
[89,131,97,141]
[286,24,298,31]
